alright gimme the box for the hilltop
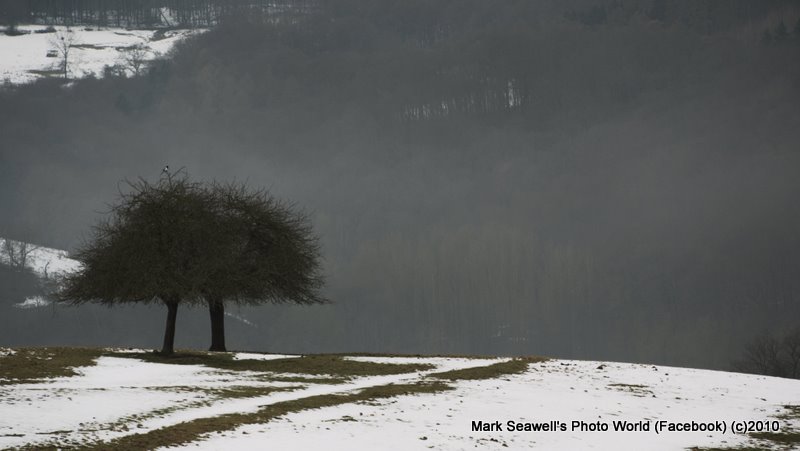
[0,347,798,450]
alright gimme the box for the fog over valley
[2,0,800,372]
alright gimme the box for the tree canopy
[61,176,220,305]
[59,174,326,354]
[204,182,325,306]
[203,182,327,351]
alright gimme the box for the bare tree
[49,28,76,79]
[783,329,800,378]
[733,328,800,379]
[120,43,152,77]
[733,335,783,376]
[1,238,39,270]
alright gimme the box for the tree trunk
[208,299,226,352]
[161,300,179,355]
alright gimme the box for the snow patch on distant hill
[14,296,51,309]
[0,237,80,278]
[0,25,204,84]
[0,237,80,308]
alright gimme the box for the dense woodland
[1,0,800,370]
[0,0,796,31]
[2,0,313,28]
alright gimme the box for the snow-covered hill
[0,25,203,84]
[0,349,798,450]
[0,237,80,308]
[0,237,80,278]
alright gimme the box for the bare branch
[48,28,77,79]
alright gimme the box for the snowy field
[0,25,203,84]
[0,237,81,308]
[1,349,799,450]
[0,237,80,277]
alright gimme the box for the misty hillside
[1,0,800,370]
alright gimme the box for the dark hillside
[1,0,799,368]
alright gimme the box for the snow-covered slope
[0,237,80,308]
[0,237,80,277]
[0,25,204,84]
[173,358,800,451]
[0,351,798,450]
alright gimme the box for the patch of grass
[326,414,358,422]
[117,396,212,429]
[608,383,654,397]
[209,386,280,398]
[109,351,433,377]
[607,383,650,390]
[72,43,107,50]
[692,404,800,450]
[429,357,545,381]
[252,374,347,385]
[78,381,452,450]
[751,431,800,445]
[265,354,434,376]
[777,404,800,420]
[0,347,103,384]
[119,386,292,424]
[188,385,292,400]
[748,405,800,447]
[330,351,514,359]
[23,384,299,450]
[689,447,767,451]
[27,69,63,78]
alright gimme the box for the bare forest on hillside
[2,0,800,370]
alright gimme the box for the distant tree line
[2,0,798,33]
[762,18,800,44]
[733,328,800,379]
[1,0,319,28]
[648,0,795,34]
